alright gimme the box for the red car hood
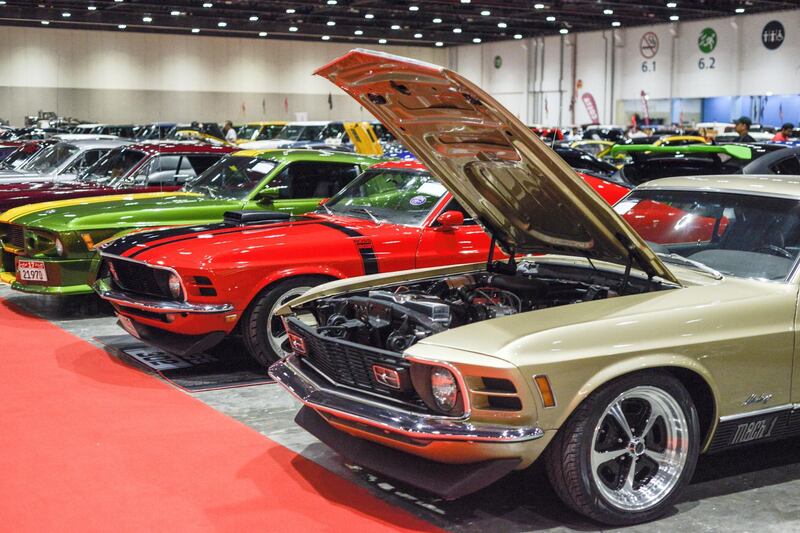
[98,213,394,270]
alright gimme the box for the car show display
[5,2,800,531]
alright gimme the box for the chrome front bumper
[269,354,544,443]
[93,279,234,314]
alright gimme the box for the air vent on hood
[223,211,291,226]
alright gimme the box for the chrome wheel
[590,386,689,512]
[267,285,311,356]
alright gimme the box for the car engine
[310,267,634,353]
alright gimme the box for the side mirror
[435,210,464,231]
[256,186,281,203]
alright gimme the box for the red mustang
[95,160,629,367]
[0,142,236,213]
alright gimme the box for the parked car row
[4,50,800,527]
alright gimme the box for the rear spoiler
[609,144,752,160]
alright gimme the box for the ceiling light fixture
[735,7,745,13]
[364,13,374,19]
[603,9,613,15]
[41,20,49,24]
[87,5,97,10]
[497,22,507,28]
[669,15,679,21]
[378,38,387,43]
[326,20,336,26]
[546,16,556,22]
[191,28,200,33]
[432,17,442,23]
[259,31,267,37]
[62,12,71,18]
[460,0,471,3]
[559,28,569,34]
[612,21,621,27]
[217,21,227,27]
[286,8,296,14]
[481,10,490,16]
[354,29,363,35]
[202,2,213,7]
[534,3,545,8]
[142,16,152,22]
[435,41,444,46]
[414,33,423,38]
[289,26,298,31]
[249,16,258,21]
[118,24,126,29]
[409,5,419,11]
[514,33,523,39]
[322,35,330,40]
[666,2,677,7]
[473,37,481,43]
[170,10,180,16]
[391,24,400,29]
[327,0,337,4]
[453,27,462,33]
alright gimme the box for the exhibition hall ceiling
[0,1,796,46]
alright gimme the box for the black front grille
[106,258,172,299]
[287,318,429,411]
[6,224,24,249]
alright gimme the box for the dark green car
[0,149,380,295]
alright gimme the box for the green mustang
[0,149,380,295]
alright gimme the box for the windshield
[324,168,447,225]
[20,143,79,173]
[80,148,147,183]
[275,125,327,142]
[616,189,800,281]
[239,124,284,142]
[183,155,276,200]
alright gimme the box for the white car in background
[0,138,130,184]
[239,121,348,150]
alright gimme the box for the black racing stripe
[317,221,379,275]
[101,216,317,258]
[127,217,321,259]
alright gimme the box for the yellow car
[569,139,615,158]
[271,49,800,526]
[236,121,287,145]
[653,134,708,146]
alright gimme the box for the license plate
[16,259,48,282]
[118,315,140,339]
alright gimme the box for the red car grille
[103,258,173,300]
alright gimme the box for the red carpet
[0,299,442,532]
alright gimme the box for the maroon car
[0,141,237,213]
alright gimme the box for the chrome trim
[270,354,544,443]
[718,403,793,423]
[98,252,189,302]
[93,278,233,314]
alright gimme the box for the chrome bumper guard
[270,354,544,443]
[93,279,234,314]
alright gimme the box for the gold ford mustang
[270,49,800,526]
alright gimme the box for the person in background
[223,120,237,143]
[772,122,794,142]
[734,116,755,142]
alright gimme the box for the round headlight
[430,367,458,412]
[167,273,183,299]
[54,238,64,256]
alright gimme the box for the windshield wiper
[657,253,723,279]
[347,207,382,224]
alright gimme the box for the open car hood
[316,49,677,283]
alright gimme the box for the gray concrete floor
[4,284,800,532]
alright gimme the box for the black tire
[241,276,326,368]
[545,371,700,526]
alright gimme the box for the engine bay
[305,263,668,353]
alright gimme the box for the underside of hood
[315,49,677,283]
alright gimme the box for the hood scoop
[223,210,291,226]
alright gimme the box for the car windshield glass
[1,147,34,169]
[615,189,800,281]
[238,125,260,141]
[81,149,147,183]
[20,143,79,173]
[274,125,327,142]
[323,168,446,225]
[183,156,276,199]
